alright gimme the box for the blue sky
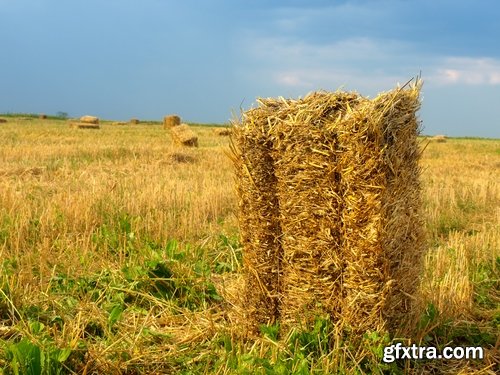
[1,0,499,137]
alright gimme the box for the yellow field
[0,118,498,374]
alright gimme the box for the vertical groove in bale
[270,93,361,330]
[231,107,283,333]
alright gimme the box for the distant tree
[56,111,69,119]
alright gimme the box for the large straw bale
[0,118,7,123]
[163,115,181,129]
[130,118,140,124]
[232,81,425,337]
[171,124,198,147]
[80,115,99,124]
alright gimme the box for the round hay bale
[39,114,47,119]
[130,118,140,124]
[80,115,99,124]
[0,118,7,123]
[433,134,447,142]
[163,115,181,129]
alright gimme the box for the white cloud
[431,57,500,86]
[241,35,420,95]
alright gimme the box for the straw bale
[233,81,425,337]
[80,115,99,124]
[130,118,140,124]
[163,115,181,129]
[39,114,47,119]
[0,118,7,123]
[433,134,447,142]
[214,128,232,136]
[170,124,198,147]
[70,122,100,129]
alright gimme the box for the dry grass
[0,117,498,374]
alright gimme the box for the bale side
[377,85,425,335]
[338,83,424,335]
[171,124,198,147]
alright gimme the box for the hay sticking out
[164,115,181,129]
[80,115,99,124]
[171,124,198,147]
[232,81,425,337]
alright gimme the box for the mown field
[0,117,498,374]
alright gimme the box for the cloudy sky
[1,0,499,137]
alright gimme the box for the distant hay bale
[130,118,140,124]
[214,128,232,136]
[0,118,7,123]
[163,115,181,129]
[433,134,447,142]
[39,114,47,119]
[70,122,100,129]
[80,115,99,124]
[232,81,425,337]
[171,124,198,147]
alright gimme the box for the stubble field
[0,117,498,374]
